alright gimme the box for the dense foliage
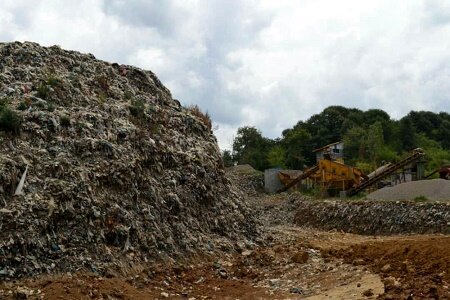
[224,106,450,174]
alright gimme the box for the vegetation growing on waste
[414,195,428,202]
[188,104,212,131]
[17,101,29,111]
[129,99,146,119]
[35,74,62,99]
[60,115,71,127]
[0,98,22,134]
[228,106,450,173]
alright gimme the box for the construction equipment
[277,148,427,197]
[424,165,450,180]
[277,164,319,193]
[309,158,366,192]
[346,148,426,196]
[277,156,366,194]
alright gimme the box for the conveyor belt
[277,164,319,193]
[346,149,425,196]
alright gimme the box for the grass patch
[414,195,428,202]
[188,104,212,130]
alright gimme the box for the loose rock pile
[367,179,450,201]
[0,42,257,279]
[226,165,264,197]
[294,198,450,235]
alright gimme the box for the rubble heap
[294,198,450,235]
[0,42,257,279]
[226,165,264,197]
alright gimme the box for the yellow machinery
[277,157,366,193]
[309,158,366,191]
[277,148,426,196]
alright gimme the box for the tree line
[222,106,450,174]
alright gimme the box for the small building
[313,141,344,163]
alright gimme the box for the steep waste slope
[0,42,257,278]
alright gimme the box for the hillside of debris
[0,41,257,279]
[294,198,450,235]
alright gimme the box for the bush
[17,101,29,111]
[36,82,51,99]
[129,99,146,119]
[0,98,8,113]
[188,104,212,130]
[0,104,22,134]
[35,75,61,99]
[124,90,133,100]
[46,102,55,112]
[47,74,62,87]
[60,115,71,127]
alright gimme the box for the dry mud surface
[2,193,449,299]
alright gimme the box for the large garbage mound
[0,42,257,279]
[294,198,450,235]
[367,179,450,201]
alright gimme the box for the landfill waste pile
[294,198,450,234]
[226,164,264,197]
[367,178,450,201]
[248,192,310,227]
[0,42,258,279]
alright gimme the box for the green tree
[282,126,312,169]
[267,145,286,168]
[366,121,384,165]
[416,134,450,172]
[398,117,417,151]
[343,126,367,165]
[438,120,450,149]
[221,150,234,167]
[232,126,270,170]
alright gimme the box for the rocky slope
[0,41,257,279]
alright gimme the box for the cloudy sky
[1,0,450,149]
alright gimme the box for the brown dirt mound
[324,236,450,299]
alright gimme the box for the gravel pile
[0,42,258,279]
[294,198,450,235]
[367,179,450,201]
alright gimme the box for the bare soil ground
[1,194,449,299]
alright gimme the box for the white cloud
[1,0,450,150]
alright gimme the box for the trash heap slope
[0,42,257,279]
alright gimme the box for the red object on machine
[439,166,450,180]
